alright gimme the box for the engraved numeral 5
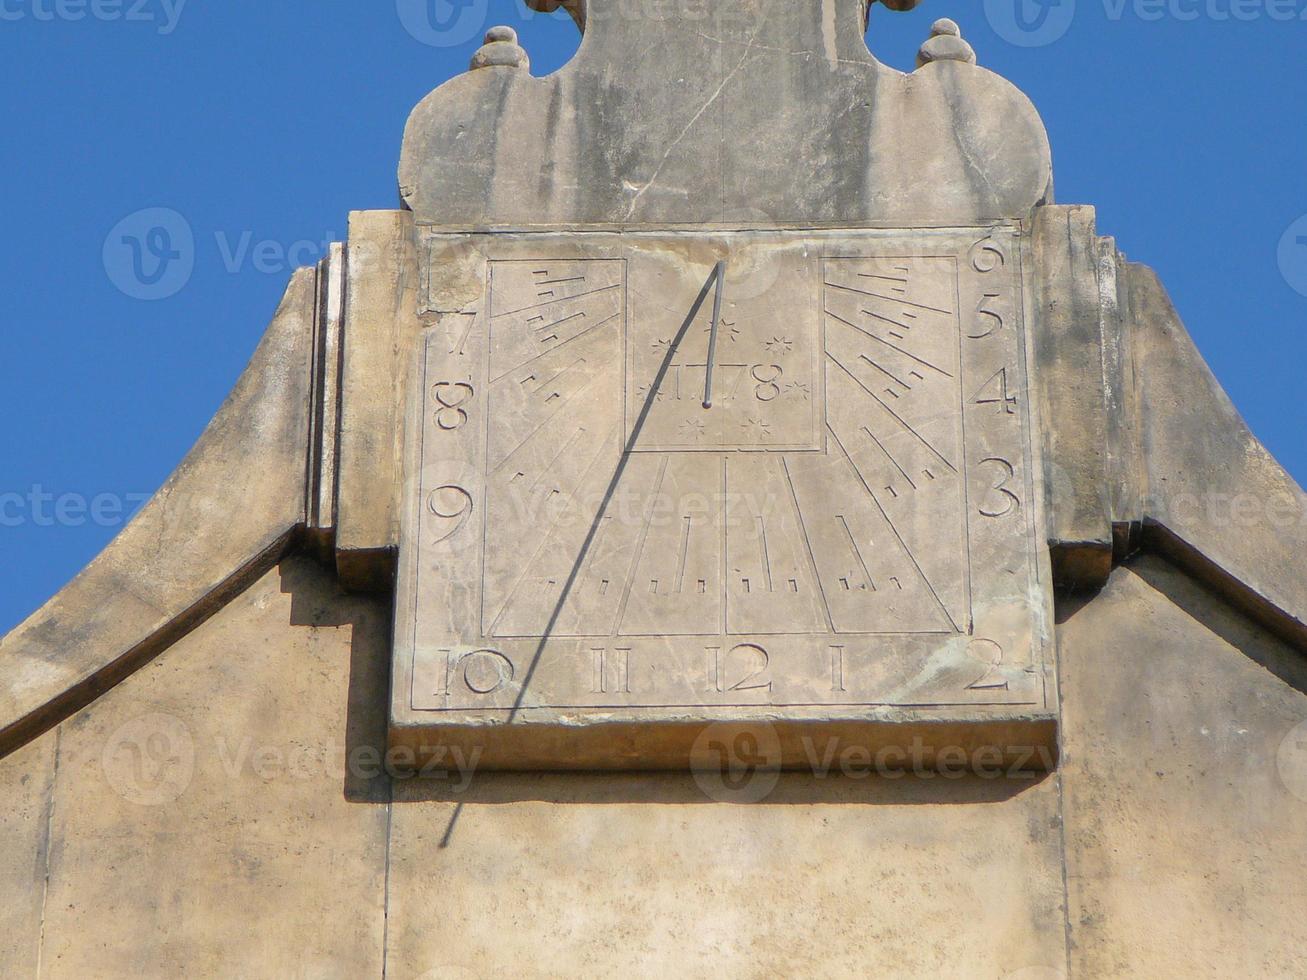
[967,294,1004,340]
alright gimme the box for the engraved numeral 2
[709,643,772,694]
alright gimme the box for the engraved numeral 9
[427,485,473,544]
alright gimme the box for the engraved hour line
[780,455,837,632]
[530,357,589,402]
[860,308,917,339]
[827,424,961,634]
[488,367,606,476]
[828,352,958,474]
[824,309,953,379]
[862,426,917,491]
[836,514,877,592]
[530,310,586,344]
[859,353,918,392]
[823,279,954,315]
[583,515,615,593]
[526,426,589,495]
[720,454,728,635]
[533,270,587,293]
[487,310,621,385]
[491,281,622,319]
[486,423,620,635]
[500,261,728,719]
[674,515,692,594]
[613,456,671,634]
[856,270,908,294]
[755,515,774,593]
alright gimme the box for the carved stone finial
[916,18,977,69]
[470,26,530,72]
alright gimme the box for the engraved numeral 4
[972,368,1018,415]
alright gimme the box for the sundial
[391,226,1054,768]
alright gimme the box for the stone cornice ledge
[0,270,316,758]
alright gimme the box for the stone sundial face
[392,226,1052,765]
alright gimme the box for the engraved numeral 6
[970,238,1005,274]
[432,381,475,431]
[978,457,1021,518]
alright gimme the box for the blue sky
[1,0,1304,635]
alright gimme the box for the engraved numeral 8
[751,364,784,402]
[432,382,475,431]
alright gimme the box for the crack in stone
[623,21,764,219]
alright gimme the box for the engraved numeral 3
[978,457,1020,518]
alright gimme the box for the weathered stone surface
[386,772,1067,977]
[1127,263,1307,648]
[916,19,976,68]
[1059,557,1307,977]
[336,210,424,592]
[1031,206,1117,590]
[0,270,315,758]
[1,0,1305,973]
[0,736,54,978]
[469,26,530,72]
[399,1,1052,226]
[392,226,1056,768]
[31,556,391,979]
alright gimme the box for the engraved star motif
[741,416,771,436]
[650,337,673,355]
[635,383,665,403]
[679,417,706,439]
[703,317,740,343]
[764,336,794,355]
[784,381,811,401]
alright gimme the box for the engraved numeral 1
[591,647,631,694]
[830,645,847,693]
[709,643,772,694]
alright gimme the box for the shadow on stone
[279,556,393,805]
